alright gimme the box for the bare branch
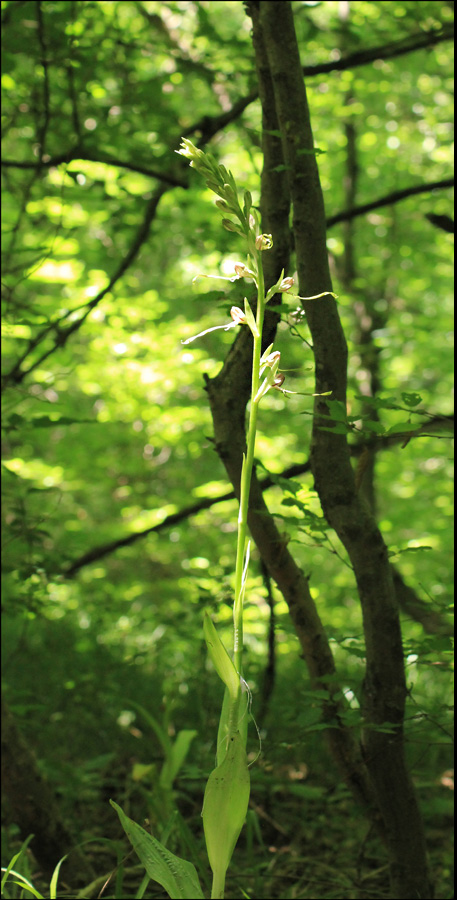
[1,89,264,386]
[303,24,454,77]
[63,414,453,576]
[2,186,167,389]
[35,2,51,163]
[1,148,188,188]
[327,179,454,228]
[426,212,454,233]
[4,24,451,179]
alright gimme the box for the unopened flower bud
[221,219,239,233]
[230,306,246,324]
[234,263,255,279]
[279,277,295,291]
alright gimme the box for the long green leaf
[160,729,198,791]
[203,612,239,700]
[2,872,43,899]
[49,855,68,899]
[110,801,204,900]
[216,687,249,767]
[202,731,250,894]
[1,837,34,893]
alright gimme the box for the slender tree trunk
[206,0,380,836]
[1,692,93,886]
[252,2,433,896]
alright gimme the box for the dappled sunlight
[1,1,453,897]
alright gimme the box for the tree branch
[0,92,263,386]
[35,1,51,163]
[2,162,450,389]
[1,186,168,389]
[1,147,188,187]
[63,413,453,575]
[302,24,454,76]
[327,178,454,227]
[3,23,451,180]
[0,90,258,185]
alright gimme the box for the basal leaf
[110,801,204,900]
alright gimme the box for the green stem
[215,255,266,900]
[232,255,265,692]
[180,143,274,900]
[211,870,225,900]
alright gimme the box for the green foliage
[1,1,453,898]
[204,613,240,703]
[1,836,67,900]
[202,732,250,900]
[111,801,204,900]
[177,138,297,897]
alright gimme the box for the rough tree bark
[206,0,380,844]
[249,2,433,897]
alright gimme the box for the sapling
[111,139,335,900]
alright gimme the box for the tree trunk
[1,692,93,886]
[251,2,433,897]
[206,0,380,841]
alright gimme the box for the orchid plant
[111,140,335,900]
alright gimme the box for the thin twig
[63,412,453,576]
[327,178,454,227]
[2,186,167,388]
[36,1,51,163]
